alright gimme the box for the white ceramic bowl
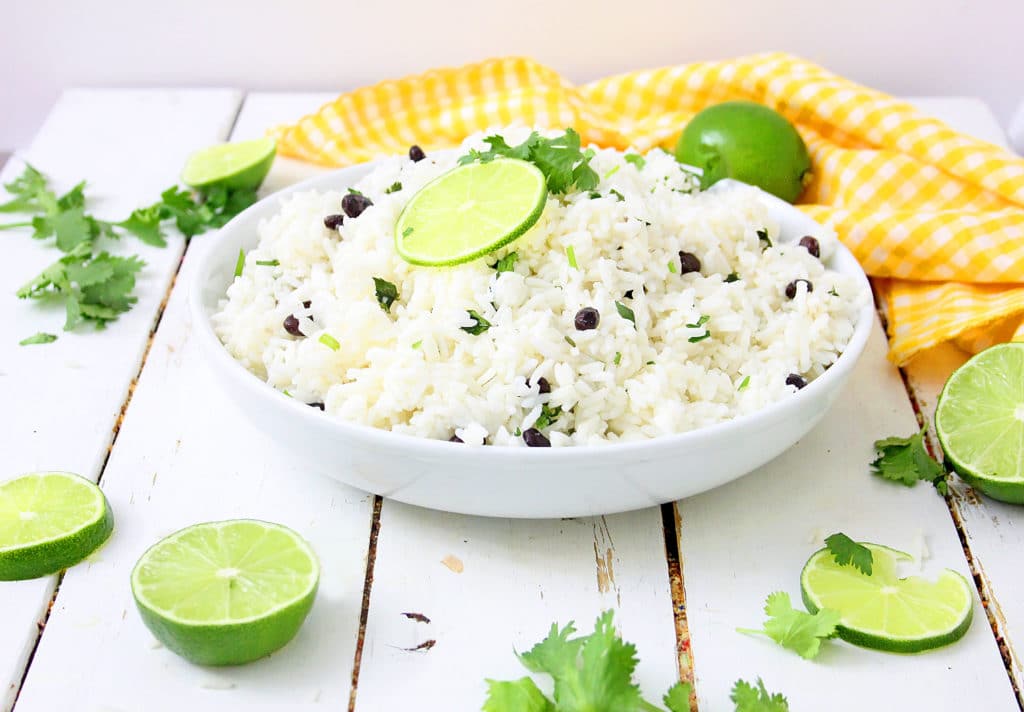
[190,165,873,518]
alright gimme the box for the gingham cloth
[271,54,1024,365]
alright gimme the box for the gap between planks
[9,97,248,710]
[875,288,1023,709]
[349,495,383,712]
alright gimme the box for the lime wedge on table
[131,519,319,666]
[395,158,547,266]
[936,342,1024,504]
[801,543,973,653]
[181,137,277,191]
[0,472,113,581]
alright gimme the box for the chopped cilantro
[603,165,620,179]
[347,187,364,196]
[615,300,635,326]
[533,403,562,430]
[609,188,626,202]
[757,228,772,250]
[514,427,522,437]
[646,360,655,365]
[372,277,399,313]
[588,191,601,199]
[412,340,423,350]
[667,259,678,274]
[566,245,578,269]
[234,249,245,277]
[318,333,340,351]
[564,335,577,348]
[871,430,947,493]
[825,532,874,575]
[686,315,710,329]
[385,181,402,194]
[737,591,840,660]
[458,129,598,194]
[725,272,741,283]
[738,375,751,391]
[731,678,790,712]
[282,389,292,397]
[493,252,519,273]
[255,259,279,267]
[828,286,840,297]
[688,332,711,343]
[19,332,57,346]
[623,154,646,170]
[461,309,492,335]
[613,351,622,365]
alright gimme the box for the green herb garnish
[385,181,402,194]
[615,300,635,326]
[603,165,620,179]
[825,532,874,575]
[493,252,519,273]
[564,335,577,348]
[828,286,840,297]
[19,332,57,346]
[731,678,790,711]
[624,154,646,170]
[613,351,622,365]
[667,259,678,274]
[412,340,423,350]
[566,245,578,269]
[234,249,245,277]
[688,332,711,343]
[725,272,741,283]
[871,429,947,494]
[319,333,340,351]
[347,187,364,196]
[737,591,840,660]
[533,403,562,430]
[458,128,599,194]
[757,228,772,250]
[402,226,414,237]
[373,277,399,313]
[738,375,751,391]
[255,259,279,267]
[588,191,602,199]
[686,315,710,329]
[609,188,626,202]
[462,309,492,335]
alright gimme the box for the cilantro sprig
[2,164,257,338]
[871,429,948,495]
[731,679,790,711]
[737,591,839,660]
[825,532,873,575]
[459,129,599,194]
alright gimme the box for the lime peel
[182,137,277,191]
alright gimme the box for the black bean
[678,251,701,275]
[302,300,312,309]
[523,428,551,447]
[786,373,808,389]
[623,290,634,299]
[529,376,551,394]
[409,145,426,162]
[283,315,304,337]
[308,402,325,410]
[785,279,813,299]
[342,193,373,218]
[798,236,820,258]
[574,307,600,331]
[448,434,464,443]
[323,213,345,230]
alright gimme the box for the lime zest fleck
[667,259,678,274]
[319,333,340,351]
[412,340,423,350]
[566,245,578,270]
[402,226,414,237]
[613,351,622,365]
[283,389,292,397]
[738,375,751,391]
[603,165,620,179]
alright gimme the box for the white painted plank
[678,318,1018,710]
[0,88,242,711]
[355,504,680,709]
[900,98,1024,699]
[12,94,377,711]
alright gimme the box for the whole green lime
[675,100,812,203]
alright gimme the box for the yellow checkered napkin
[272,54,1024,365]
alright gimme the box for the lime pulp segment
[0,472,114,581]
[801,543,973,653]
[131,519,319,666]
[936,342,1024,503]
[181,137,277,191]
[395,158,547,266]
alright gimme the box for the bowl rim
[189,159,876,461]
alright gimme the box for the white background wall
[2,0,1021,151]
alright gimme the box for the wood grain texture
[0,89,242,712]
[677,318,1019,710]
[12,112,377,708]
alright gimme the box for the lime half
[182,137,277,191]
[0,472,113,581]
[936,342,1024,503]
[395,158,547,266]
[801,543,973,653]
[131,520,319,666]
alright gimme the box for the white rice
[213,130,867,447]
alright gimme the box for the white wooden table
[1,91,1021,712]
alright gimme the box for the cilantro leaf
[115,205,167,247]
[663,682,692,712]
[871,430,946,491]
[756,228,772,250]
[615,300,636,327]
[461,309,492,335]
[825,532,873,575]
[373,277,399,313]
[0,164,52,213]
[19,332,57,346]
[493,252,518,273]
[482,678,555,712]
[731,678,789,712]
[533,404,562,431]
[624,154,646,170]
[738,592,839,660]
[385,181,402,194]
[459,129,598,194]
